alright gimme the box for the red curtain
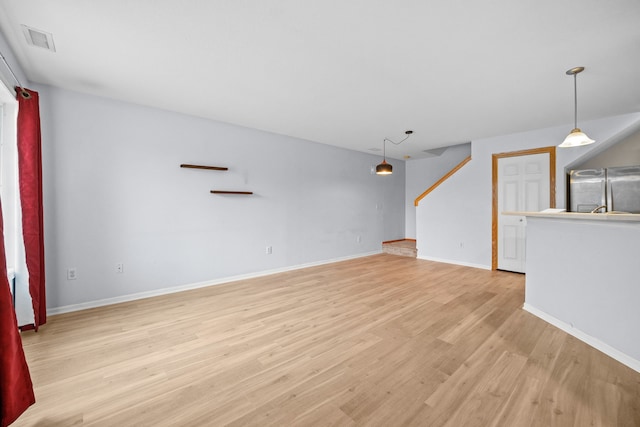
[17,88,46,330]
[0,196,35,425]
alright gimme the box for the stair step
[382,239,417,258]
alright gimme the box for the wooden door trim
[491,146,556,270]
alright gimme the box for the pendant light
[559,67,594,148]
[376,130,413,175]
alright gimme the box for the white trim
[48,250,381,315]
[417,255,491,270]
[523,303,640,374]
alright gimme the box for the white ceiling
[0,0,639,159]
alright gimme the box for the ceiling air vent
[21,25,56,52]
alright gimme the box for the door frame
[491,146,556,270]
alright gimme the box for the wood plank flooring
[14,254,640,426]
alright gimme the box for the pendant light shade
[559,67,595,148]
[560,128,595,148]
[376,160,393,175]
[376,130,413,176]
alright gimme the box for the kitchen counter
[503,211,640,222]
[515,212,640,373]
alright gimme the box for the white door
[497,153,550,273]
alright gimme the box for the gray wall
[38,85,406,311]
[575,128,640,169]
[415,113,640,269]
[524,216,640,370]
[405,143,471,239]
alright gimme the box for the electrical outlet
[356,235,362,243]
[266,246,273,255]
[116,263,124,274]
[67,268,77,280]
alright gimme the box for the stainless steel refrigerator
[569,166,640,213]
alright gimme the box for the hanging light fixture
[559,66,594,148]
[376,130,413,175]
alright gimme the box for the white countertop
[503,211,640,222]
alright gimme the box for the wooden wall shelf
[211,191,253,195]
[180,164,228,171]
[181,164,251,195]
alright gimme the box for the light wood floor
[15,254,640,426]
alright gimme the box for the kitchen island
[507,211,640,372]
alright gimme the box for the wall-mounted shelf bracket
[180,164,228,171]
[211,190,253,195]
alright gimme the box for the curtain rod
[0,50,31,99]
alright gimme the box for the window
[0,86,18,265]
[0,82,19,301]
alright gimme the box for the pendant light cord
[383,133,412,146]
[380,130,413,163]
[573,73,578,130]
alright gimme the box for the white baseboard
[417,255,491,270]
[48,250,381,316]
[523,303,640,373]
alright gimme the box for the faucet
[590,205,607,213]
